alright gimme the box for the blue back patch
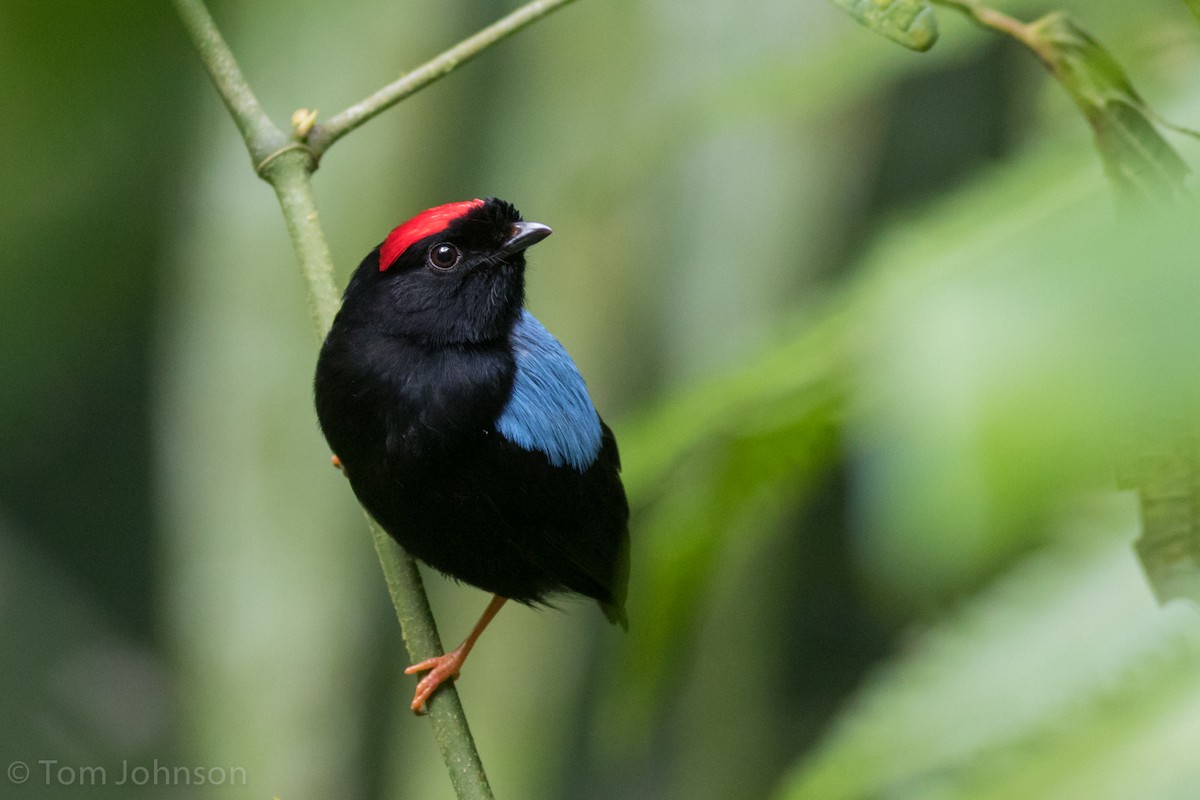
[496,310,603,471]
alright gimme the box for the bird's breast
[380,340,514,458]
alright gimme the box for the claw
[401,594,509,714]
[405,650,467,714]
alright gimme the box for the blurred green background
[6,0,1200,798]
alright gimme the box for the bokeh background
[7,0,1200,798]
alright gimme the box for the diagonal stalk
[306,0,581,159]
[264,133,498,800]
[168,0,602,795]
[172,0,289,166]
[928,0,1053,65]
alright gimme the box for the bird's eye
[428,243,461,270]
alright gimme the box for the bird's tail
[601,599,629,631]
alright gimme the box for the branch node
[256,142,317,178]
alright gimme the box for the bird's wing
[488,310,628,617]
[494,310,603,471]
[480,426,629,621]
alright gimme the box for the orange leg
[331,454,343,470]
[405,594,508,714]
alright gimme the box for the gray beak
[500,221,553,255]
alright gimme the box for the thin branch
[307,0,581,158]
[929,0,1053,65]
[175,2,509,797]
[367,522,494,799]
[172,0,289,165]
[262,154,341,332]
[262,145,497,800]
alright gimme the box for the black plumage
[313,197,629,711]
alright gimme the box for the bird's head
[344,197,552,345]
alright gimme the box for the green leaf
[776,526,1200,800]
[1020,11,1200,602]
[1026,12,1189,201]
[1118,428,1200,605]
[827,0,939,52]
[1184,0,1200,24]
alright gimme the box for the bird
[313,197,629,713]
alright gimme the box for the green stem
[264,148,496,800]
[928,0,1053,65]
[172,0,290,166]
[261,152,341,333]
[174,2,504,797]
[307,0,581,159]
[368,522,494,799]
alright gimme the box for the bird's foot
[404,646,468,715]
[331,454,343,471]
[402,595,506,714]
